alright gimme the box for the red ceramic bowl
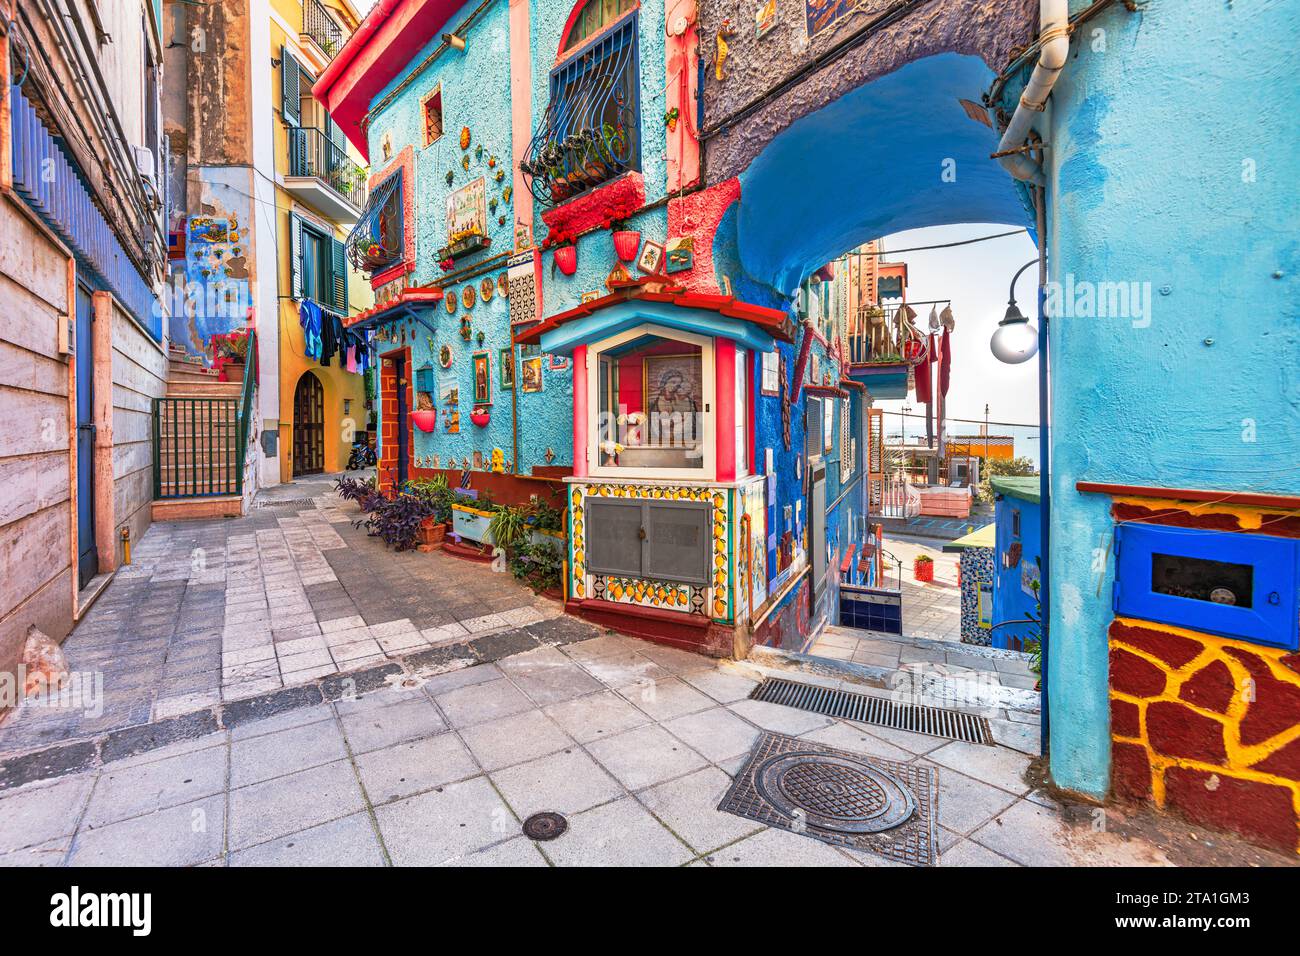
[411,409,437,432]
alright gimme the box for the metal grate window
[585,497,711,586]
[520,15,640,206]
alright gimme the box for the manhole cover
[755,752,915,834]
[522,811,568,841]
[718,731,938,866]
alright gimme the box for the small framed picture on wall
[637,241,664,274]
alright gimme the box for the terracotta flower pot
[469,407,491,428]
[416,516,446,553]
[913,557,935,583]
[553,244,577,276]
[612,229,641,262]
[411,409,437,432]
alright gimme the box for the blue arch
[727,52,1033,296]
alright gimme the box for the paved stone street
[0,481,1285,868]
[0,630,1187,868]
[0,473,557,755]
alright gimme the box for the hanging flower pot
[412,409,438,433]
[469,406,491,428]
[553,243,577,276]
[611,229,641,263]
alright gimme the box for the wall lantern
[990,258,1040,365]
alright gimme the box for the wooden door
[293,372,325,476]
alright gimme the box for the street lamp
[990,259,1041,364]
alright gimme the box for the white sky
[872,224,1042,466]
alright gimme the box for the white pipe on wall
[997,0,1070,184]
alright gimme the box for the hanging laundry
[300,300,323,360]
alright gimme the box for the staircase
[151,340,257,521]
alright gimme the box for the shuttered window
[290,213,348,315]
[281,47,302,127]
[586,498,711,586]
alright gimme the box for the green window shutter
[289,213,305,300]
[330,237,348,315]
[281,48,301,127]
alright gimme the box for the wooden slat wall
[0,196,74,678]
[110,305,167,566]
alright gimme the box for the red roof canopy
[514,275,795,347]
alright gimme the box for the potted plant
[611,219,641,262]
[552,237,577,276]
[355,490,436,552]
[913,554,935,582]
[216,332,248,383]
[469,406,491,428]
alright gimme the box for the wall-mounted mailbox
[415,363,437,393]
[1114,524,1299,650]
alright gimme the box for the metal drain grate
[749,677,992,745]
[254,497,321,510]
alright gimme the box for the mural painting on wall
[805,0,855,37]
[444,177,488,256]
[176,215,251,357]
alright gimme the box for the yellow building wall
[269,1,371,481]
[947,440,1015,462]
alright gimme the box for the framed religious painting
[471,351,491,405]
[499,347,515,389]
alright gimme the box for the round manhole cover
[754,752,916,834]
[522,811,568,841]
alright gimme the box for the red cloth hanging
[939,328,952,397]
[913,335,933,404]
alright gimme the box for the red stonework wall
[1106,499,1300,854]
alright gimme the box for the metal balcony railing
[520,16,640,206]
[287,126,368,210]
[303,0,344,59]
[847,303,920,365]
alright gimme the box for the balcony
[846,303,916,399]
[284,127,367,224]
[520,16,640,207]
[302,0,344,62]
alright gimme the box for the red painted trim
[540,171,646,242]
[804,383,848,398]
[556,4,640,64]
[747,351,756,476]
[789,320,814,405]
[840,544,856,576]
[716,339,736,482]
[566,599,733,657]
[369,259,415,289]
[573,344,588,476]
[344,286,444,328]
[1076,482,1300,510]
[515,274,795,347]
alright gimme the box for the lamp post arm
[1008,258,1041,305]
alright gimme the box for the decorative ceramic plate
[480,277,494,302]
[439,344,453,368]
[445,293,457,315]
[498,272,509,297]
[462,285,476,309]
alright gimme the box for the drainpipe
[995,0,1070,184]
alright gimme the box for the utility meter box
[1113,524,1299,650]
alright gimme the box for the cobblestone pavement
[0,475,558,757]
[0,633,1186,867]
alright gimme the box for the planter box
[417,518,447,553]
[452,504,494,545]
[437,234,490,262]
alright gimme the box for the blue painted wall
[992,487,1041,651]
[365,0,577,472]
[1027,0,1300,799]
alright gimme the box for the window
[761,350,779,395]
[421,86,443,147]
[589,326,714,477]
[281,47,304,127]
[520,11,640,204]
[564,0,638,51]
[290,213,348,315]
[586,498,711,586]
[1011,509,1021,538]
[345,172,404,273]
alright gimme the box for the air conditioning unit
[134,146,162,210]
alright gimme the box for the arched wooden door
[292,372,325,476]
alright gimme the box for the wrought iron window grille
[520,15,641,207]
[346,172,404,272]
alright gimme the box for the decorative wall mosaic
[569,481,732,622]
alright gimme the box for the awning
[942,523,995,552]
[515,275,795,356]
[343,287,444,337]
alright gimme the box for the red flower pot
[612,230,641,262]
[469,407,491,428]
[913,557,935,583]
[553,244,577,276]
[411,409,437,433]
